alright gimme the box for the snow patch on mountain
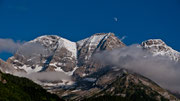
[77,33,113,60]
[21,65,43,73]
[77,33,112,48]
[30,35,60,45]
[77,38,88,48]
[58,37,77,58]
[54,66,78,76]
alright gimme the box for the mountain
[74,33,125,78]
[0,70,63,101]
[141,39,180,62]
[7,33,125,75]
[6,33,125,85]
[7,35,77,74]
[0,33,179,101]
[82,70,177,101]
[52,68,178,101]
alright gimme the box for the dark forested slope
[0,71,63,101]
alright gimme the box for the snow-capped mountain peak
[77,33,125,64]
[31,35,60,42]
[142,39,180,62]
[1,34,179,101]
[58,37,77,59]
[7,35,78,74]
[30,35,77,58]
[77,33,112,48]
[6,33,125,76]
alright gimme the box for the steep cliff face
[77,33,125,65]
[74,33,125,78]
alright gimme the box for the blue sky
[0,0,180,60]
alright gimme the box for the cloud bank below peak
[93,44,180,92]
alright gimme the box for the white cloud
[93,44,180,92]
[0,39,23,53]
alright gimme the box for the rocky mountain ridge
[0,33,179,101]
[6,33,125,76]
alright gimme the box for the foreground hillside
[0,71,63,101]
[82,72,174,101]
[55,69,178,101]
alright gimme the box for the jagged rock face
[73,33,125,78]
[7,35,77,74]
[77,33,125,65]
[7,33,125,77]
[47,37,77,73]
[142,39,180,62]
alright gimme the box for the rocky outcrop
[0,59,16,73]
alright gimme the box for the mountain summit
[6,33,125,74]
[142,39,180,62]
